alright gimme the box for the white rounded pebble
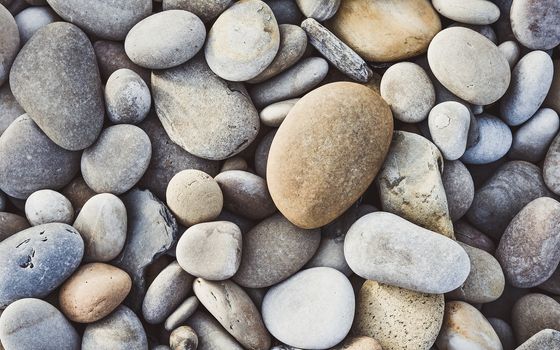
[25,189,74,226]
[105,69,151,125]
[498,41,521,68]
[428,101,471,160]
[259,98,299,127]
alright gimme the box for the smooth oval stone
[186,311,244,350]
[152,55,259,160]
[0,4,18,87]
[345,212,470,294]
[543,132,560,195]
[428,27,511,105]
[467,161,551,239]
[259,99,299,127]
[451,23,498,43]
[512,293,560,344]
[233,213,320,288]
[125,10,206,69]
[0,223,84,307]
[254,129,276,178]
[0,298,79,350]
[220,156,248,172]
[378,131,454,237]
[353,280,444,350]
[10,22,104,150]
[501,51,553,126]
[193,278,270,350]
[510,108,559,162]
[462,114,512,164]
[176,221,242,280]
[249,56,329,107]
[81,124,151,194]
[510,0,560,50]
[496,197,560,288]
[59,263,131,323]
[267,82,393,228]
[331,336,382,350]
[442,160,475,221]
[545,59,560,113]
[164,296,200,331]
[25,189,74,226]
[170,326,198,350]
[499,40,521,68]
[436,301,502,350]
[82,305,148,350]
[488,318,516,350]
[46,0,151,40]
[429,102,471,160]
[262,267,354,349]
[327,0,441,62]
[539,265,560,294]
[0,84,24,135]
[105,69,151,125]
[142,261,193,324]
[265,0,302,24]
[516,329,560,350]
[14,6,57,44]
[215,170,276,220]
[455,220,496,253]
[0,212,30,242]
[296,0,339,21]
[432,0,500,25]
[163,0,233,22]
[205,0,279,81]
[94,40,151,84]
[73,193,127,262]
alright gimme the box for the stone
[267,82,393,228]
[331,336,382,350]
[254,129,276,178]
[82,306,148,350]
[539,265,560,294]
[510,108,559,162]
[193,278,270,350]
[0,223,84,307]
[510,0,560,50]
[442,160,475,221]
[428,27,511,105]
[327,0,441,62]
[125,10,206,69]
[0,84,24,135]
[0,298,79,350]
[233,213,320,288]
[488,318,515,350]
[152,55,259,160]
[61,176,96,214]
[516,329,560,350]
[0,212,29,242]
[205,0,279,81]
[163,0,233,22]
[259,99,298,127]
[165,296,200,331]
[512,293,560,344]
[59,263,131,323]
[498,41,521,68]
[542,132,560,195]
[10,22,104,150]
[265,0,302,24]
[170,326,198,350]
[353,280,444,350]
[429,102,471,160]
[24,189,73,226]
[296,0,339,21]
[220,157,248,172]
[186,311,244,350]
[81,125,151,195]
[462,114,512,164]
[0,4,18,87]
[454,220,496,253]
[481,282,530,323]
[262,267,354,349]
[93,40,150,84]
[14,6,58,44]
[378,131,454,237]
[544,59,560,114]
[46,0,151,40]
[105,69,151,125]
[432,0,499,25]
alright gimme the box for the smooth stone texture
[259,99,299,127]
[220,156,248,172]
[105,69,151,125]
[378,131,454,237]
[233,213,320,288]
[10,22,104,151]
[14,6,57,44]
[262,267,354,349]
[540,264,560,294]
[142,261,193,324]
[25,190,73,226]
[125,10,206,70]
[543,131,560,195]
[193,278,270,350]
[94,40,151,84]
[353,280,444,350]
[442,160,474,221]
[267,82,393,228]
[82,306,148,350]
[327,0,441,62]
[436,301,502,350]
[512,293,560,344]
[170,326,198,350]
[331,337,382,350]
[176,221,241,280]
[265,0,302,24]
[455,220,496,253]
[345,212,470,294]
[163,0,233,22]
[46,0,151,40]
[510,108,559,162]
[545,59,560,114]
[0,84,24,135]
[0,212,29,242]
[429,102,471,160]
[451,23,498,42]
[432,0,499,25]
[250,56,329,107]
[510,0,560,50]
[205,0,279,81]
[498,41,521,68]
[0,223,84,307]
[164,296,200,331]
[462,114,512,164]
[488,318,516,350]
[296,0,339,21]
[62,176,96,214]
[0,298,79,350]
[152,55,259,160]
[516,329,560,350]
[0,4,18,87]
[428,27,510,105]
[254,129,276,178]
[59,263,131,323]
[186,311,244,350]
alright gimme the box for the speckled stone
[331,336,382,350]
[93,40,150,84]
[442,160,474,221]
[454,220,495,253]
[432,0,499,25]
[186,311,244,350]
[170,326,198,350]
[0,212,29,242]
[14,6,57,43]
[543,132,560,195]
[0,4,18,87]
[488,318,515,350]
[105,69,151,125]
[510,0,560,50]
[296,0,339,21]
[516,329,560,350]
[429,102,471,160]
[510,108,559,162]
[461,114,512,164]
[512,293,560,344]
[25,189,74,226]
[164,296,200,331]
[0,84,24,135]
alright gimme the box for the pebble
[82,305,148,350]
[193,278,270,350]
[510,108,559,162]
[461,114,512,164]
[220,156,248,172]
[328,0,441,62]
[0,84,24,135]
[428,27,511,105]
[259,99,299,127]
[451,23,498,42]
[516,329,560,350]
[170,326,198,350]
[233,213,320,288]
[545,59,560,113]
[442,160,475,221]
[267,82,393,228]
[125,10,206,69]
[9,22,104,151]
[254,129,276,178]
[432,0,500,25]
[454,220,496,253]
[205,0,279,81]
[176,221,241,280]
[151,55,259,160]
[436,301,502,350]
[353,280,444,350]
[381,62,435,123]
[265,0,302,24]
[142,261,193,324]
[61,176,96,214]
[512,293,560,344]
[378,131,454,237]
[295,0,339,21]
[93,40,151,84]
[510,0,560,50]
[162,0,233,23]
[59,263,131,323]
[488,318,516,350]
[543,132,560,195]
[539,265,560,294]
[0,223,84,307]
[14,6,57,44]
[186,311,244,350]
[0,212,29,242]
[24,189,74,226]
[47,0,151,40]
[0,298,80,350]
[262,267,354,349]
[331,336,382,350]
[344,212,470,294]
[429,101,471,160]
[0,4,18,87]
[164,296,200,331]
[498,41,521,68]
[105,69,151,125]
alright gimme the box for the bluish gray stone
[264,0,302,24]
[510,108,559,162]
[0,83,24,135]
[14,6,58,44]
[442,160,474,221]
[0,4,19,87]
[462,114,512,164]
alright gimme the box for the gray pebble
[510,108,559,162]
[512,293,560,344]
[295,0,339,21]
[259,99,299,127]
[25,189,73,226]
[14,6,57,44]
[510,0,560,50]
[61,176,96,215]
[498,40,521,68]
[442,160,474,221]
[0,193,5,212]
[429,101,470,160]
[454,220,496,253]
[105,69,151,125]
[216,210,255,234]
[164,296,200,331]
[264,0,302,24]
[450,23,498,43]
[254,129,276,178]
[432,0,500,25]
[543,130,560,195]
[0,84,24,135]
[162,0,233,23]
[488,318,516,350]
[0,4,18,87]
[0,212,30,242]
[461,114,512,164]
[186,311,243,350]
[516,329,560,350]
[94,40,151,84]
[170,326,198,350]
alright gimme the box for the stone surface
[516,329,560,350]
[543,132,560,195]
[512,293,560,344]
[265,0,302,24]
[105,69,151,125]
[442,160,474,221]
[510,0,560,50]
[254,129,276,178]
[544,59,560,114]
[259,99,298,127]
[331,336,382,350]
[454,220,496,253]
[488,318,516,350]
[165,296,200,331]
[14,6,57,43]
[25,189,74,226]
[94,40,151,84]
[0,212,29,242]
[163,0,233,22]
[432,0,500,25]
[510,108,559,162]
[462,114,512,164]
[186,311,244,350]
[0,84,24,135]
[220,157,248,172]
[296,0,339,21]
[170,326,198,350]
[498,40,521,68]
[429,102,471,160]
[0,4,18,87]
[61,176,96,214]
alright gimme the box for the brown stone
[331,336,382,350]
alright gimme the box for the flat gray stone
[510,108,559,162]
[0,4,19,87]
[462,114,512,164]
[442,160,474,221]
[510,0,560,50]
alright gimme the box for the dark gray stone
[442,160,474,221]
[454,220,495,253]
[487,318,515,350]
[254,129,276,178]
[0,4,19,87]
[163,0,233,23]
[0,83,24,135]
[264,0,302,24]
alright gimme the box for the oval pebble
[0,4,19,87]
[543,129,560,195]
[429,101,471,160]
[498,40,521,68]
[186,311,244,350]
[14,6,57,44]
[295,0,339,21]
[510,0,560,50]
[510,108,559,162]
[462,114,512,164]
[432,0,500,25]
[25,189,74,226]
[442,160,475,221]
[170,326,198,350]
[105,69,151,124]
[259,99,299,127]
[512,293,560,344]
[165,296,200,331]
[517,329,560,350]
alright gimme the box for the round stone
[170,326,198,350]
[499,40,521,68]
[0,4,19,87]
[164,296,200,331]
[510,108,559,162]
[442,160,475,221]
[429,101,471,160]
[510,0,560,50]
[105,69,151,124]
[512,293,560,344]
[25,189,74,226]
[162,0,233,22]
[14,6,58,44]
[432,0,500,25]
[462,114,512,164]
[295,0,339,21]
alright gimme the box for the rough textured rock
[516,329,560,350]
[461,114,512,164]
[442,160,474,221]
[186,311,244,350]
[429,102,471,160]
[25,189,74,226]
[510,108,559,162]
[432,0,500,25]
[510,0,560,50]
[0,4,19,87]
[0,84,24,135]
[512,293,560,344]
[105,69,151,125]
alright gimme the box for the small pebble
[105,69,151,124]
[512,293,560,344]
[186,311,244,350]
[510,108,559,162]
[461,114,512,164]
[170,326,198,350]
[220,156,248,172]
[164,296,200,331]
[259,99,299,127]
[432,0,500,25]
[428,101,471,160]
[498,40,521,68]
[442,160,475,221]
[61,176,96,214]
[14,6,57,44]
[25,189,74,226]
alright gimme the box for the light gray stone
[105,69,151,125]
[259,99,299,127]
[432,0,500,25]
[25,189,73,226]
[498,40,520,68]
[510,0,560,50]
[295,0,339,21]
[510,108,559,162]
[429,101,471,160]
[14,6,57,43]
[164,296,199,331]
[462,114,512,164]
